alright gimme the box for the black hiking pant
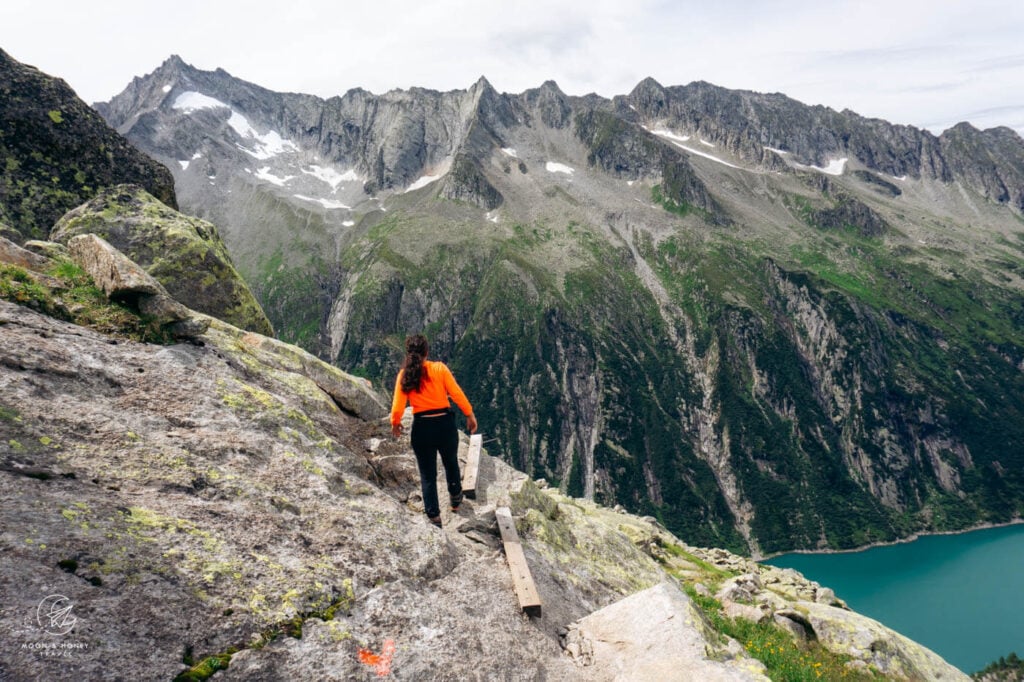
[411,410,462,519]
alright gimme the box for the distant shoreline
[758,517,1024,561]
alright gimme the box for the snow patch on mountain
[501,148,518,158]
[172,91,299,161]
[797,157,848,175]
[647,128,691,143]
[172,92,229,113]
[405,173,444,192]
[228,113,298,160]
[162,84,172,93]
[546,162,574,175]
[647,127,747,170]
[674,144,743,169]
[301,165,359,191]
[256,167,294,186]
[294,194,351,210]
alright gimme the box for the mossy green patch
[177,580,356,681]
[173,650,234,682]
[0,260,175,343]
[683,585,876,681]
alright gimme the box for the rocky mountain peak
[539,79,564,93]
[520,79,571,128]
[627,77,676,122]
[470,74,495,94]
[158,53,190,74]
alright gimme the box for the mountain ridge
[97,55,1024,202]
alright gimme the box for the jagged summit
[160,53,189,70]
[470,74,495,91]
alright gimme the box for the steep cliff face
[0,49,176,242]
[98,57,1024,555]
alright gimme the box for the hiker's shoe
[450,493,464,512]
[428,516,442,528]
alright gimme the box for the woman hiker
[391,334,478,528]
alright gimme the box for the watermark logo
[37,594,76,636]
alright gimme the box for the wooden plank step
[462,433,482,500]
[495,506,542,617]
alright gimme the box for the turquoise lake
[764,523,1024,673]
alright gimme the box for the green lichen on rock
[173,650,234,682]
[512,481,665,595]
[174,580,356,681]
[0,49,176,242]
[50,185,273,335]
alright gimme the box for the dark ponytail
[401,334,429,393]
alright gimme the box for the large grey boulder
[51,185,272,336]
[66,233,208,338]
[200,316,388,421]
[0,235,52,272]
[562,582,770,681]
[797,600,970,681]
[68,233,164,297]
[21,240,69,261]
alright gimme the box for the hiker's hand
[392,423,402,439]
[466,413,478,434]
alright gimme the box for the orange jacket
[391,360,473,426]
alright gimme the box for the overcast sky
[2,0,1023,136]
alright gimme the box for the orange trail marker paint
[357,638,395,677]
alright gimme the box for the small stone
[815,587,837,604]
